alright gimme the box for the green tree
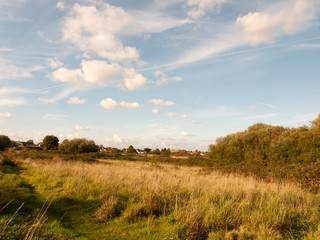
[127,145,137,154]
[151,148,160,155]
[0,135,11,151]
[144,148,151,154]
[59,138,99,153]
[43,135,59,150]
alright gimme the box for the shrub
[59,138,99,153]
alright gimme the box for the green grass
[1,155,320,239]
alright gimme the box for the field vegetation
[1,154,320,239]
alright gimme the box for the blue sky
[0,0,320,151]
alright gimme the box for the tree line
[209,114,320,164]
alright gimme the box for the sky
[0,0,320,151]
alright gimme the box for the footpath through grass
[1,155,320,239]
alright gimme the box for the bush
[43,135,59,150]
[0,135,11,151]
[59,138,99,153]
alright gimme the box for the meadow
[1,154,320,239]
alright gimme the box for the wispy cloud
[0,112,12,118]
[0,60,33,80]
[275,113,318,126]
[75,124,90,131]
[258,102,279,109]
[42,114,66,121]
[0,97,27,107]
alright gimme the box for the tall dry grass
[23,159,320,239]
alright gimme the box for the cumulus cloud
[150,99,175,106]
[180,130,192,136]
[75,124,90,130]
[249,105,257,109]
[0,112,12,118]
[100,98,140,109]
[47,58,63,69]
[191,120,200,124]
[51,60,121,87]
[38,98,57,104]
[181,114,188,119]
[186,0,230,19]
[56,1,65,11]
[167,112,177,118]
[62,2,140,63]
[104,134,140,148]
[236,0,319,45]
[0,60,33,81]
[123,68,147,90]
[67,96,86,104]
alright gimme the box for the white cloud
[62,2,140,63]
[0,60,33,81]
[47,58,63,69]
[244,113,278,120]
[100,98,140,109]
[154,71,181,86]
[275,113,318,126]
[51,60,121,87]
[104,134,140,148]
[186,0,230,19]
[191,120,200,124]
[75,124,90,130]
[152,108,159,114]
[0,97,27,107]
[180,130,192,136]
[123,68,147,90]
[56,1,65,11]
[194,106,237,119]
[167,112,177,118]
[104,135,125,144]
[259,102,279,109]
[42,114,65,121]
[150,99,175,106]
[236,0,319,45]
[249,105,257,109]
[294,43,320,49]
[0,47,12,51]
[181,114,188,119]
[127,10,192,34]
[38,98,57,104]
[0,112,12,118]
[67,96,86,104]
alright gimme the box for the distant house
[136,149,145,154]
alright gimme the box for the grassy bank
[1,156,320,239]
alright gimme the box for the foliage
[59,138,99,153]
[160,148,171,156]
[43,135,59,150]
[0,135,11,151]
[151,148,160,155]
[126,145,137,154]
[209,115,320,165]
[144,148,151,154]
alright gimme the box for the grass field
[1,155,320,239]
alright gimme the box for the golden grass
[21,159,320,239]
